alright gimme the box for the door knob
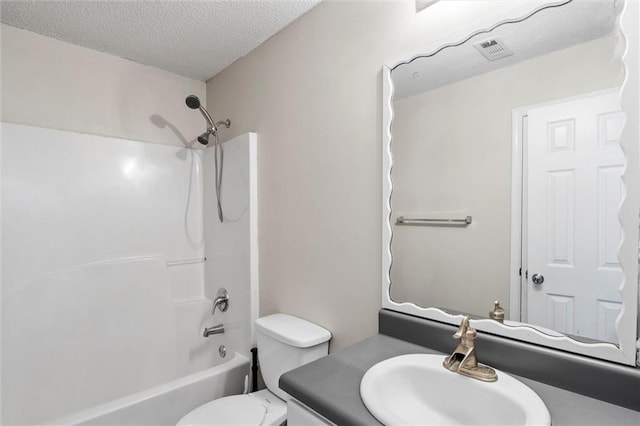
[531,273,545,285]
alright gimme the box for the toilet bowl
[176,313,331,426]
[176,389,286,426]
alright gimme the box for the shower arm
[215,119,232,131]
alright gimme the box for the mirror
[382,0,639,365]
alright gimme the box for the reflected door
[525,91,624,342]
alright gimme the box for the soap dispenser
[489,300,505,323]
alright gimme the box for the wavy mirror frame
[382,0,639,366]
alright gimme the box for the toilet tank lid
[255,314,331,348]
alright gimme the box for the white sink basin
[360,354,550,426]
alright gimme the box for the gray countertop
[280,334,640,425]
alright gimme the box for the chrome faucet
[212,288,229,315]
[203,323,225,337]
[442,316,497,382]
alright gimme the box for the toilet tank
[255,313,331,401]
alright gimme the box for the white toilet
[176,313,331,426]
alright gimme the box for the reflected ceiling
[393,0,620,99]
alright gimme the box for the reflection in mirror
[387,0,637,354]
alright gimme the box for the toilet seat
[176,390,287,426]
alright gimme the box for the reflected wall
[390,34,623,318]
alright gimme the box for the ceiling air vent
[473,38,513,61]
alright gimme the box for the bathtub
[52,353,249,426]
[2,259,251,425]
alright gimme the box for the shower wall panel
[1,122,206,424]
[2,123,205,290]
[204,133,259,360]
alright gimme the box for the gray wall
[1,24,206,146]
[205,0,534,351]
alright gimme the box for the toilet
[177,313,331,426]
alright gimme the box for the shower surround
[1,123,258,424]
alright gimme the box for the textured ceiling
[1,0,320,82]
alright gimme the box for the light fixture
[416,0,440,12]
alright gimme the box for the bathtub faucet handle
[212,288,229,315]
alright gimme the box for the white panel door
[526,92,624,342]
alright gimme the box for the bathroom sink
[360,354,550,426]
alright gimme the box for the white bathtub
[52,353,249,426]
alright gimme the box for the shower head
[185,95,231,146]
[185,95,201,110]
[184,96,229,223]
[185,94,216,132]
[197,131,210,145]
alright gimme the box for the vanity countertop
[280,334,640,425]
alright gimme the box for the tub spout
[203,323,225,337]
